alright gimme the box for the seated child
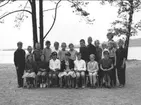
[22,55,36,88]
[74,52,86,89]
[49,52,61,87]
[100,49,114,88]
[58,52,75,88]
[87,54,99,88]
[36,54,49,88]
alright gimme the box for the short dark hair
[52,52,57,56]
[46,41,51,45]
[69,43,74,48]
[17,41,23,46]
[77,52,81,56]
[61,42,67,47]
[54,41,59,46]
[103,51,109,55]
[80,39,85,43]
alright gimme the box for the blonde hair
[101,42,108,49]
[61,42,67,47]
[108,41,117,48]
[90,54,95,58]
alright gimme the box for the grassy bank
[0,60,141,105]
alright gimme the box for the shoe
[93,85,96,89]
[43,84,46,88]
[75,85,78,89]
[27,85,30,89]
[119,84,124,88]
[107,85,111,89]
[17,85,22,88]
[40,84,43,88]
[82,85,85,89]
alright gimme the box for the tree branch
[43,5,61,12]
[0,9,32,20]
[28,0,32,6]
[43,0,61,39]
[0,0,10,8]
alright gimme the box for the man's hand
[104,69,107,71]
[121,63,125,68]
[55,68,59,71]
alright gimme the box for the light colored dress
[87,61,99,76]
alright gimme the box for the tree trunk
[39,0,44,49]
[31,0,38,48]
[125,0,134,59]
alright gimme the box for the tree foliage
[107,0,141,37]
[0,0,95,48]
[105,0,141,59]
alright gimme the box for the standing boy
[58,42,68,61]
[94,40,102,63]
[33,43,42,63]
[42,41,52,64]
[69,43,78,61]
[79,39,89,62]
[87,37,97,61]
[116,39,126,88]
[108,41,117,87]
[94,40,102,86]
[107,32,114,42]
[14,42,25,88]
[52,41,60,54]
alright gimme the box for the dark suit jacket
[87,44,97,61]
[116,47,126,68]
[80,46,89,62]
[14,49,25,69]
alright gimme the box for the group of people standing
[14,32,126,89]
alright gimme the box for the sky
[0,1,141,49]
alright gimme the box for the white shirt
[87,61,99,72]
[52,48,60,54]
[74,59,86,71]
[49,59,61,71]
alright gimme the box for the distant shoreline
[1,46,141,51]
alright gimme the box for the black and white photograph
[0,0,141,105]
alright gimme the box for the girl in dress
[87,54,99,88]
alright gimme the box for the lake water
[0,47,141,64]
